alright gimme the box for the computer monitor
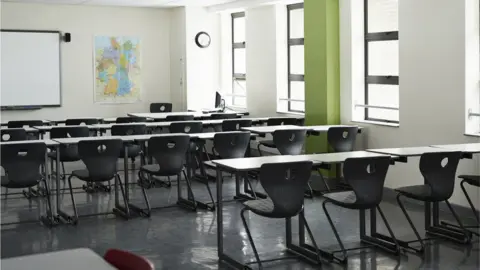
[215,91,222,108]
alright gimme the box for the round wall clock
[195,31,211,48]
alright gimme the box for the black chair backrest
[222,119,253,132]
[210,113,238,120]
[273,129,307,155]
[169,121,203,134]
[50,126,90,139]
[7,120,43,128]
[1,142,46,188]
[214,131,251,159]
[148,135,190,175]
[166,115,195,122]
[78,139,123,181]
[343,156,391,209]
[111,124,147,136]
[1,129,28,142]
[259,161,313,218]
[327,126,358,152]
[65,118,100,126]
[116,117,147,124]
[150,103,173,113]
[420,151,462,201]
[267,118,298,126]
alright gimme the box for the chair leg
[204,180,215,210]
[58,175,78,225]
[257,144,263,156]
[396,194,425,253]
[116,174,130,218]
[305,183,314,198]
[460,180,479,224]
[445,200,472,244]
[139,175,151,217]
[61,162,66,180]
[244,174,257,200]
[241,208,263,269]
[182,170,195,202]
[40,177,55,227]
[322,200,347,263]
[376,205,401,254]
[300,211,322,264]
[318,170,331,193]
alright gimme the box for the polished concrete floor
[1,161,479,269]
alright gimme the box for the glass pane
[289,45,304,75]
[367,84,399,121]
[289,8,304,39]
[290,81,305,100]
[367,0,398,33]
[233,79,246,95]
[233,16,245,43]
[233,96,246,107]
[234,48,246,74]
[368,41,398,76]
[290,101,304,112]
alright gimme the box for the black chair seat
[139,164,182,177]
[395,185,436,202]
[1,175,42,188]
[459,175,480,186]
[71,169,115,182]
[48,151,80,162]
[323,191,359,209]
[120,145,142,158]
[243,199,277,218]
[259,140,275,148]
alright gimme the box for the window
[286,3,305,112]
[363,0,399,123]
[230,12,246,108]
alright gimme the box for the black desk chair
[60,139,124,225]
[1,142,54,226]
[322,156,399,263]
[138,135,194,215]
[165,115,195,122]
[65,118,100,125]
[7,120,43,140]
[458,175,480,225]
[221,119,252,132]
[257,118,298,155]
[150,103,172,113]
[116,117,147,123]
[210,113,238,120]
[48,126,90,184]
[241,161,321,269]
[395,151,470,250]
[1,128,28,142]
[112,124,147,165]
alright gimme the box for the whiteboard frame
[0,29,63,109]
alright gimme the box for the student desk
[1,126,40,134]
[1,248,116,270]
[0,139,59,226]
[366,146,471,251]
[242,125,362,136]
[33,125,101,138]
[47,117,104,125]
[0,120,51,127]
[431,143,480,157]
[210,151,392,269]
[127,111,251,120]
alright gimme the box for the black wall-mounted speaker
[64,33,71,42]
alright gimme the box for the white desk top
[33,125,98,131]
[0,139,59,146]
[211,155,321,171]
[93,122,159,129]
[367,146,457,157]
[1,248,116,270]
[302,151,391,164]
[128,111,246,120]
[431,143,480,154]
[1,127,39,133]
[53,136,124,144]
[242,125,360,134]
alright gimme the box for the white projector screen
[1,30,61,107]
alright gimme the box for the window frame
[364,0,399,123]
[231,12,246,107]
[287,3,305,113]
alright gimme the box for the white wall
[340,0,480,207]
[184,6,221,111]
[170,7,187,112]
[0,3,171,121]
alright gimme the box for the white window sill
[277,110,305,116]
[352,120,400,127]
[464,132,480,138]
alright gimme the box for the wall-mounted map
[94,36,141,103]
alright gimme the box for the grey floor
[1,160,479,269]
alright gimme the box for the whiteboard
[1,31,61,107]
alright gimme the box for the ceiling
[0,0,243,8]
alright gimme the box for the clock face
[195,32,211,48]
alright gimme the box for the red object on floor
[104,249,154,270]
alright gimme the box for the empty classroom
[0,0,479,269]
